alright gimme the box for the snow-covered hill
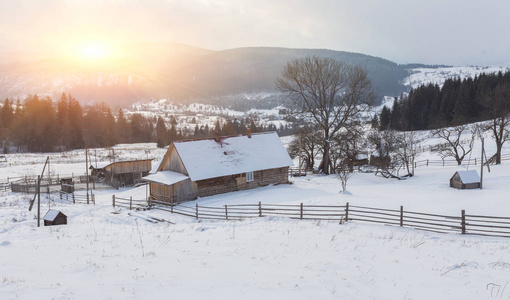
[404,66,510,89]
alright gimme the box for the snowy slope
[404,66,509,89]
[1,133,510,299]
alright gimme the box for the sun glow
[77,43,111,60]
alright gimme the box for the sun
[79,44,109,60]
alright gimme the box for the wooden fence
[113,198,510,238]
[112,195,148,210]
[413,153,510,168]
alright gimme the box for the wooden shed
[43,210,67,226]
[60,177,75,193]
[91,159,152,188]
[450,170,481,189]
[144,132,293,204]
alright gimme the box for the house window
[246,172,254,182]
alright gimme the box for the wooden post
[129,196,133,210]
[300,203,303,220]
[258,201,262,217]
[37,175,40,228]
[298,133,302,176]
[475,158,477,165]
[85,148,89,204]
[461,210,466,234]
[195,203,199,219]
[480,138,484,190]
[345,202,349,221]
[426,159,429,166]
[92,194,95,205]
[72,193,75,204]
[225,205,228,220]
[442,158,444,167]
[400,206,404,227]
[112,195,116,207]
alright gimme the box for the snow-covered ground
[2,134,510,299]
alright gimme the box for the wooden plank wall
[106,160,152,174]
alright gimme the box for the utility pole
[37,175,40,227]
[480,138,484,190]
[85,148,90,204]
[298,133,302,176]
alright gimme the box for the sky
[0,0,509,66]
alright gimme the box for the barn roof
[43,209,65,221]
[454,170,480,184]
[171,132,293,181]
[143,170,189,185]
[90,159,152,170]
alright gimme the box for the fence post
[112,195,115,207]
[258,201,262,217]
[426,159,429,166]
[461,210,466,234]
[92,194,95,205]
[300,203,303,220]
[475,158,477,165]
[171,202,174,214]
[196,203,199,219]
[73,193,75,204]
[129,196,132,210]
[442,159,445,167]
[345,202,349,221]
[400,206,404,227]
[225,205,228,220]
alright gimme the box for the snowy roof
[43,209,65,221]
[455,170,480,184]
[173,132,294,181]
[355,154,368,160]
[143,170,189,185]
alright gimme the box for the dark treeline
[0,93,293,153]
[379,71,510,131]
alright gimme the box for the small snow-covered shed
[450,170,481,189]
[144,132,293,204]
[43,210,67,226]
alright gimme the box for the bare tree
[393,131,420,176]
[330,125,365,172]
[482,83,510,164]
[432,125,475,165]
[336,159,352,193]
[287,124,322,170]
[276,56,375,174]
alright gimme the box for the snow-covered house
[450,170,481,189]
[143,132,293,204]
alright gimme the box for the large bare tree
[432,125,475,165]
[276,56,375,174]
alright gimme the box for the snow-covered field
[2,135,510,299]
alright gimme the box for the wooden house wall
[196,167,289,197]
[159,145,188,175]
[149,179,196,204]
[105,160,152,175]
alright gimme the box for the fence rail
[113,199,510,238]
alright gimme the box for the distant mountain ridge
[0,43,409,105]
